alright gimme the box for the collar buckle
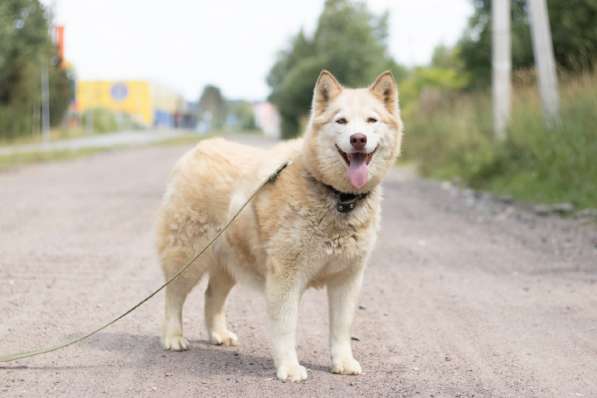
[336,192,365,213]
[307,175,369,214]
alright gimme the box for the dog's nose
[350,133,367,151]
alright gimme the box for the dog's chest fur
[222,162,380,289]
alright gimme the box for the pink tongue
[347,153,368,189]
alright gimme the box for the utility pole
[40,1,55,142]
[86,102,93,134]
[528,0,560,126]
[41,62,50,142]
[492,0,511,140]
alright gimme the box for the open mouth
[335,144,379,190]
[335,144,378,166]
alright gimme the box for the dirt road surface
[1,135,596,397]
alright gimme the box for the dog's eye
[367,117,378,123]
[335,118,348,125]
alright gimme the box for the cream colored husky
[156,70,403,382]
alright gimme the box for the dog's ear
[312,70,342,114]
[369,71,399,114]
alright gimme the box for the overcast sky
[42,0,473,101]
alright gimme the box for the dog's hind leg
[204,267,238,346]
[161,249,205,351]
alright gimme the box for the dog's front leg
[327,267,364,375]
[265,269,307,382]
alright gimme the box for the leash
[0,161,290,364]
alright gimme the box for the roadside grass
[0,130,267,171]
[0,125,148,148]
[0,127,88,147]
[403,71,597,209]
[0,132,209,171]
[0,146,114,171]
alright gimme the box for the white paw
[276,362,308,382]
[331,356,362,375]
[209,330,239,347]
[162,334,189,351]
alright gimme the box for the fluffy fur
[156,70,403,382]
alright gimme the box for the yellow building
[76,80,185,126]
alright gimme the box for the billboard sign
[111,82,128,101]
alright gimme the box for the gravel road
[1,135,595,397]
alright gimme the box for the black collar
[333,188,369,213]
[316,179,370,213]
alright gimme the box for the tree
[197,85,226,130]
[267,0,404,138]
[459,0,533,88]
[547,0,597,71]
[458,0,597,89]
[0,0,73,139]
[226,100,257,131]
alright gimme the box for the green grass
[0,130,264,171]
[0,127,89,147]
[0,133,209,172]
[403,71,597,209]
[0,147,114,171]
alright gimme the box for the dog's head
[303,70,403,193]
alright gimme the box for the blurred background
[1,0,596,208]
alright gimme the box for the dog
[156,70,403,381]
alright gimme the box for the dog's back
[157,138,263,258]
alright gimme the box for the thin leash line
[0,161,290,364]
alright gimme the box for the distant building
[253,101,281,138]
[76,80,188,128]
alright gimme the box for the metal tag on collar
[336,193,358,213]
[337,202,356,213]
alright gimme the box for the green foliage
[480,75,597,207]
[197,85,227,130]
[81,108,117,133]
[458,0,597,88]
[49,63,74,126]
[431,44,463,70]
[548,0,597,70]
[404,72,597,209]
[399,66,469,116]
[226,100,257,131]
[404,92,494,179]
[397,44,470,118]
[0,146,110,171]
[267,0,403,138]
[402,1,597,209]
[0,0,73,140]
[81,108,141,133]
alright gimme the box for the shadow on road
[1,332,331,377]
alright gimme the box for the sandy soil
[1,135,596,397]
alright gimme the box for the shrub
[404,71,597,209]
